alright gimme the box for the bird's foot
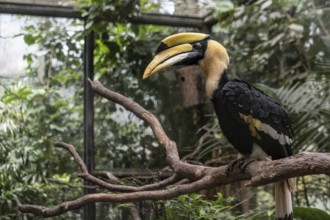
[225,158,246,176]
[226,158,256,175]
[237,158,256,174]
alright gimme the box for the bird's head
[143,33,229,97]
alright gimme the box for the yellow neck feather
[198,40,229,98]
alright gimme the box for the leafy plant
[162,193,237,220]
[161,193,275,220]
[293,207,330,220]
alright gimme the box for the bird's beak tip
[142,71,150,80]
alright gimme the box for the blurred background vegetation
[0,0,329,219]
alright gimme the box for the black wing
[220,80,293,159]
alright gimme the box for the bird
[143,32,295,220]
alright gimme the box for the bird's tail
[274,178,295,220]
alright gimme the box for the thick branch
[88,79,179,166]
[88,79,207,180]
[245,152,330,186]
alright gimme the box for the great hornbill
[143,33,295,220]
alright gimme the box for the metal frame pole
[83,30,96,220]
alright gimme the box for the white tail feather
[275,179,294,220]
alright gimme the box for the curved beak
[143,33,209,79]
[143,44,194,79]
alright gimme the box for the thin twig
[54,142,190,192]
[48,178,98,189]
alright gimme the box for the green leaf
[216,1,234,13]
[96,39,110,54]
[2,93,17,104]
[260,0,273,10]
[23,34,36,45]
[199,209,206,216]
[17,87,32,99]
[293,207,330,220]
[49,124,66,132]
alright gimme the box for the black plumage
[212,71,293,160]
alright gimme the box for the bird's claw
[225,158,246,176]
[226,158,256,175]
[238,158,255,174]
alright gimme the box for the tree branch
[18,80,330,217]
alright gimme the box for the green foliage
[272,79,329,152]
[293,207,330,220]
[161,193,275,220]
[164,193,237,220]
[212,0,329,86]
[0,17,85,219]
[0,79,84,219]
[76,0,152,34]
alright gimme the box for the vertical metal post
[84,29,96,220]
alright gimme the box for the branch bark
[18,80,330,217]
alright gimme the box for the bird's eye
[193,42,202,50]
